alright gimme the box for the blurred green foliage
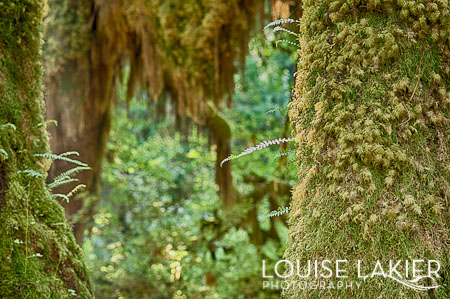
[83,39,296,298]
[227,38,297,182]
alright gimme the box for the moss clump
[286,0,450,298]
[0,1,92,297]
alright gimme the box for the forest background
[45,1,299,298]
[1,0,449,298]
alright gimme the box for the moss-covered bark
[285,0,450,298]
[0,1,92,297]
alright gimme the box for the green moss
[0,1,91,297]
[286,0,450,297]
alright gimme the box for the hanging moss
[0,1,91,297]
[42,0,268,230]
[286,0,449,298]
[45,0,264,122]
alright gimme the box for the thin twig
[399,103,411,126]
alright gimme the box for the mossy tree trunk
[0,1,91,297]
[285,1,449,298]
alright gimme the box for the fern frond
[264,18,299,30]
[67,184,86,198]
[220,137,295,166]
[51,185,85,202]
[274,150,294,160]
[265,106,287,115]
[34,153,88,167]
[276,39,300,48]
[48,177,79,189]
[59,151,80,157]
[38,120,58,128]
[19,169,44,178]
[52,193,70,202]
[266,206,291,218]
[53,166,90,183]
[273,26,299,37]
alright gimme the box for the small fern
[221,137,295,166]
[67,184,86,198]
[53,166,91,182]
[34,152,88,167]
[265,18,300,48]
[265,106,288,115]
[59,151,80,157]
[264,18,299,30]
[48,177,79,190]
[275,39,300,48]
[19,169,44,178]
[274,149,294,160]
[266,206,291,218]
[273,26,298,37]
[36,151,90,202]
[52,184,86,202]
[52,193,70,202]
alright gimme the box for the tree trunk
[206,106,236,207]
[285,1,449,298]
[0,1,92,297]
[43,0,263,242]
[45,0,118,244]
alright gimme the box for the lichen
[0,1,92,297]
[286,0,450,297]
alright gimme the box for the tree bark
[285,1,449,298]
[45,0,118,244]
[0,1,92,297]
[206,105,237,207]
